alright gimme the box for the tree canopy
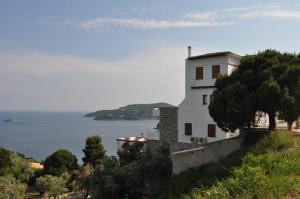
[44,149,78,176]
[82,135,106,168]
[209,49,300,131]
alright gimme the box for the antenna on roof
[188,46,192,58]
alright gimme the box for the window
[210,95,214,103]
[196,67,203,80]
[212,65,220,79]
[185,123,192,136]
[208,124,216,137]
[203,95,207,105]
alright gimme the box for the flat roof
[187,51,241,60]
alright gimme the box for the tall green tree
[44,149,78,176]
[209,49,300,131]
[82,135,106,168]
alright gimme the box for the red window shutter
[208,124,216,137]
[196,67,203,80]
[212,65,220,79]
[185,123,192,136]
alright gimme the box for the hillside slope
[85,102,175,120]
[162,130,300,199]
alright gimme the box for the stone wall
[159,107,178,143]
[171,136,245,174]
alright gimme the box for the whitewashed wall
[178,54,241,143]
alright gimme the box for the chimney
[188,46,192,58]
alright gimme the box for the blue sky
[1,0,300,111]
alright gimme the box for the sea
[0,111,158,163]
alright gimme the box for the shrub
[35,175,66,197]
[253,130,293,154]
[0,175,27,199]
[227,166,270,198]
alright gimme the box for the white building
[178,48,241,144]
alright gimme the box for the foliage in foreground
[89,142,172,199]
[0,147,34,183]
[172,130,300,199]
[35,174,69,198]
[0,175,27,199]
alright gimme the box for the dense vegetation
[209,50,300,131]
[0,147,33,198]
[162,130,300,199]
[85,102,174,120]
[89,142,172,199]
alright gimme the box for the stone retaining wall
[171,136,245,174]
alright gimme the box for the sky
[1,0,300,112]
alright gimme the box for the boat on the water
[3,118,13,122]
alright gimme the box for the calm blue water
[0,111,157,162]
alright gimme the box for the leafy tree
[209,49,300,131]
[35,174,66,198]
[44,149,78,176]
[0,175,27,199]
[82,135,106,168]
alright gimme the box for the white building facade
[178,50,241,144]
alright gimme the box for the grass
[161,129,300,199]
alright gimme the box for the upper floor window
[185,123,192,136]
[208,124,216,137]
[212,65,220,79]
[210,95,214,103]
[203,95,207,105]
[196,67,203,80]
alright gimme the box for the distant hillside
[85,102,175,120]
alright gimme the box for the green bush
[0,175,27,199]
[227,166,270,198]
[253,130,293,154]
[182,182,230,199]
[243,151,300,176]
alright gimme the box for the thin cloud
[1,46,206,111]
[240,9,300,19]
[79,12,235,29]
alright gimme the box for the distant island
[85,102,175,120]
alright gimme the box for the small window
[212,65,220,79]
[208,124,216,137]
[196,67,203,80]
[210,95,214,103]
[203,95,207,105]
[185,123,192,136]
